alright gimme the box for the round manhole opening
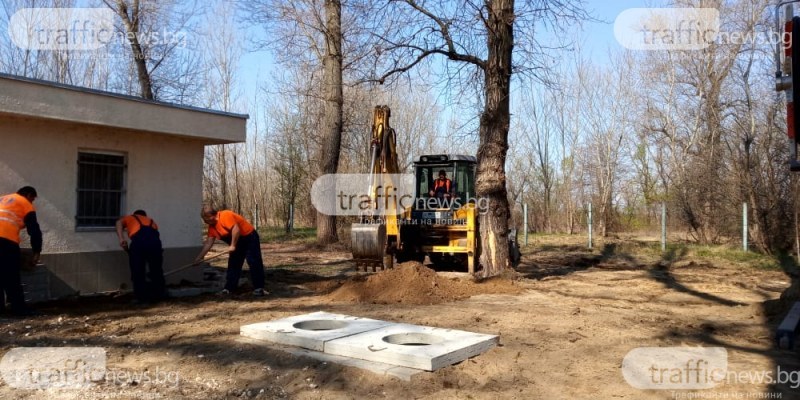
[382,333,445,346]
[292,320,349,331]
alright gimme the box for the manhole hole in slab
[382,333,445,346]
[292,320,349,331]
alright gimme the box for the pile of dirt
[322,262,523,305]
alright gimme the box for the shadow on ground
[519,238,800,397]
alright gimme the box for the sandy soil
[1,237,799,399]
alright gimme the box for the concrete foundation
[241,312,499,373]
[236,337,423,381]
[325,323,498,371]
[240,311,392,352]
[19,246,202,302]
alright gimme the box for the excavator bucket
[351,223,386,270]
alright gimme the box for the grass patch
[690,246,781,270]
[526,233,784,270]
[259,227,317,243]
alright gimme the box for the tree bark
[476,0,514,278]
[111,0,155,100]
[316,0,344,244]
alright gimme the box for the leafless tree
[200,0,245,212]
[632,0,791,247]
[725,0,793,252]
[100,0,200,101]
[368,0,589,277]
[0,0,115,87]
[246,0,379,244]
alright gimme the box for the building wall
[0,115,207,298]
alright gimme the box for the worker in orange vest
[116,210,166,304]
[0,186,42,317]
[194,205,267,297]
[429,169,453,199]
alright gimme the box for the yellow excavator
[351,105,519,273]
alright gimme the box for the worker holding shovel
[194,205,267,297]
[116,210,167,305]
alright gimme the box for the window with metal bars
[76,152,126,229]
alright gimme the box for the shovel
[164,251,228,277]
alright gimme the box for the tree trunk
[130,39,154,100]
[113,0,154,100]
[316,0,344,245]
[219,145,228,209]
[233,150,242,213]
[476,0,514,278]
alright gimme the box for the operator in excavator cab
[429,169,453,200]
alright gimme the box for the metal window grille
[76,152,126,228]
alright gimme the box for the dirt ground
[1,236,800,399]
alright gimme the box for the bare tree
[100,0,199,101]
[725,0,792,252]
[315,0,344,244]
[102,0,154,99]
[517,87,559,233]
[246,0,354,244]
[632,0,787,245]
[270,108,310,232]
[377,86,445,171]
[369,0,588,277]
[0,0,116,87]
[549,58,586,235]
[200,0,245,212]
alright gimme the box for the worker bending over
[195,205,267,296]
[116,210,167,304]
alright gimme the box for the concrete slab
[324,323,499,371]
[284,347,424,381]
[236,336,424,381]
[240,311,393,352]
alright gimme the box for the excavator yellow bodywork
[350,106,402,270]
[351,106,497,273]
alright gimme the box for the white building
[0,73,247,301]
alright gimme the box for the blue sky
[234,1,665,116]
[581,0,666,64]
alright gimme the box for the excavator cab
[415,156,476,207]
[395,154,481,272]
[350,106,517,274]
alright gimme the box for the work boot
[252,288,268,297]
[217,289,231,296]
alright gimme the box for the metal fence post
[523,203,528,246]
[661,202,666,252]
[588,203,593,249]
[743,202,748,252]
[289,204,294,234]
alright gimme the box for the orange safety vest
[207,210,255,240]
[0,193,34,244]
[433,178,451,193]
[120,214,159,239]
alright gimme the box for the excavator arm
[351,106,402,270]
